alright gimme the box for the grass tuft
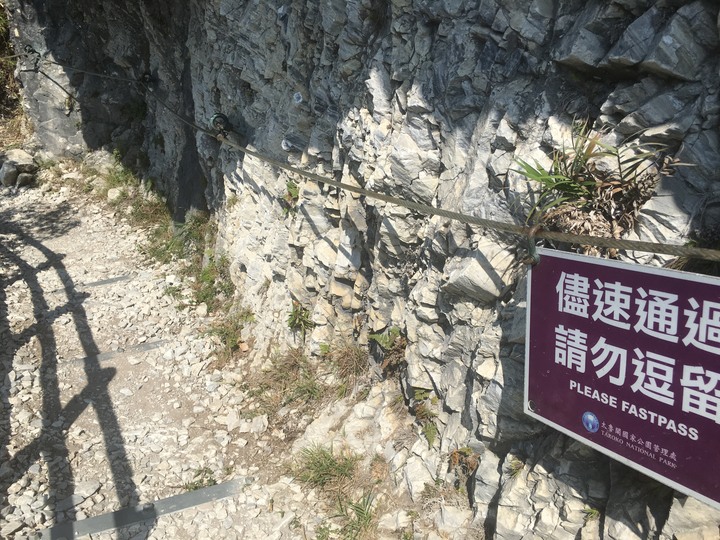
[242,348,327,415]
[296,445,359,490]
[207,308,254,368]
[505,456,525,479]
[320,341,368,385]
[335,491,375,539]
[582,506,601,523]
[288,301,315,340]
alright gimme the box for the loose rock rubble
[0,149,37,189]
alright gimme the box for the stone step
[26,477,254,540]
[66,339,168,364]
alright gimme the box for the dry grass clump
[320,341,368,382]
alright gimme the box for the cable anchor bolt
[211,113,231,136]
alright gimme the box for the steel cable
[19,55,720,262]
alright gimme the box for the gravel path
[0,176,469,540]
[0,183,327,539]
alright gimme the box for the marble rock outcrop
[6,0,720,537]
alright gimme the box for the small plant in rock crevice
[513,119,685,256]
[207,308,254,368]
[195,254,235,313]
[410,388,438,448]
[282,179,300,214]
[288,301,315,340]
[449,447,480,489]
[319,341,368,388]
[369,326,407,375]
[244,348,326,415]
[412,389,437,422]
[422,421,438,448]
[226,193,239,209]
[582,506,601,523]
[505,456,525,479]
[419,478,468,510]
[335,491,376,539]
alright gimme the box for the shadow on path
[0,197,157,538]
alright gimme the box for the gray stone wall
[6,0,720,537]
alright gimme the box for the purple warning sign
[526,248,720,509]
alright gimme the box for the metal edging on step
[48,274,132,295]
[29,476,254,539]
[67,339,169,364]
[80,275,133,289]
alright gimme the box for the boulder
[0,149,38,187]
[0,162,19,187]
[2,149,37,173]
[16,173,36,187]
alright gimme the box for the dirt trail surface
[0,182,338,539]
[0,174,472,540]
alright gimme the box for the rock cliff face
[7,0,720,537]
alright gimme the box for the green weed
[164,285,182,299]
[288,301,315,340]
[514,119,682,235]
[315,524,332,540]
[196,254,234,312]
[282,179,300,214]
[368,327,401,350]
[183,467,217,491]
[207,308,254,367]
[296,445,359,489]
[422,422,437,448]
[369,327,407,374]
[291,375,322,403]
[582,506,601,523]
[336,491,375,539]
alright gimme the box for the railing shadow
[0,199,158,538]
